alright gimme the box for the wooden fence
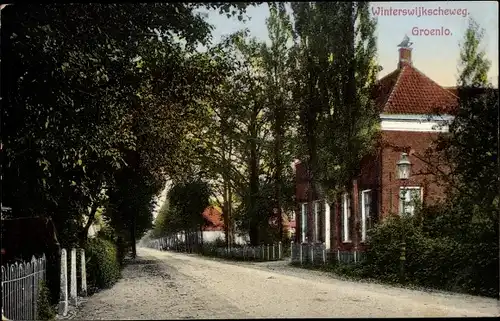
[290,242,366,265]
[146,237,285,262]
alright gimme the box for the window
[341,193,351,243]
[301,203,307,243]
[399,187,422,216]
[361,190,372,242]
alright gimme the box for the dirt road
[72,247,499,319]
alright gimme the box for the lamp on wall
[396,152,412,181]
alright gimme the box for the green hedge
[363,214,498,297]
[37,280,56,321]
[84,237,121,294]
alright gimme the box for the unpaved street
[73,247,499,319]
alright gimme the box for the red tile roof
[202,206,224,232]
[375,64,459,115]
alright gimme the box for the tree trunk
[249,108,260,246]
[130,214,137,259]
[345,2,357,248]
[274,105,284,242]
[222,182,230,248]
[228,184,233,247]
[79,201,99,247]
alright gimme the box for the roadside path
[71,247,499,319]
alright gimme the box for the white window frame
[314,201,320,242]
[399,186,423,216]
[342,193,351,243]
[300,203,307,243]
[361,189,371,242]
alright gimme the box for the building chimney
[398,47,412,68]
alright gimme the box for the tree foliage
[457,17,492,88]
[290,2,380,199]
[259,3,298,241]
[1,3,257,251]
[153,180,211,238]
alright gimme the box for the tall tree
[457,18,491,88]
[207,32,272,245]
[260,3,296,241]
[290,2,379,217]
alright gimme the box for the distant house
[201,206,225,241]
[295,44,459,254]
[201,206,248,244]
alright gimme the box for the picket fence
[290,242,366,265]
[146,237,285,261]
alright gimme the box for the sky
[202,1,499,87]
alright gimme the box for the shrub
[84,237,121,294]
[201,237,226,257]
[364,215,423,282]
[37,280,56,321]
[363,208,499,297]
[96,226,129,266]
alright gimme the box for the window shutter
[340,197,345,243]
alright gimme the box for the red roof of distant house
[202,206,224,231]
[374,51,459,115]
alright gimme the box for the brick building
[295,44,459,254]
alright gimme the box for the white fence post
[58,249,68,316]
[354,248,358,263]
[299,244,303,264]
[70,248,77,306]
[290,241,293,259]
[310,244,314,264]
[267,244,270,261]
[278,241,282,260]
[80,249,87,296]
[337,248,340,263]
[272,244,276,260]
